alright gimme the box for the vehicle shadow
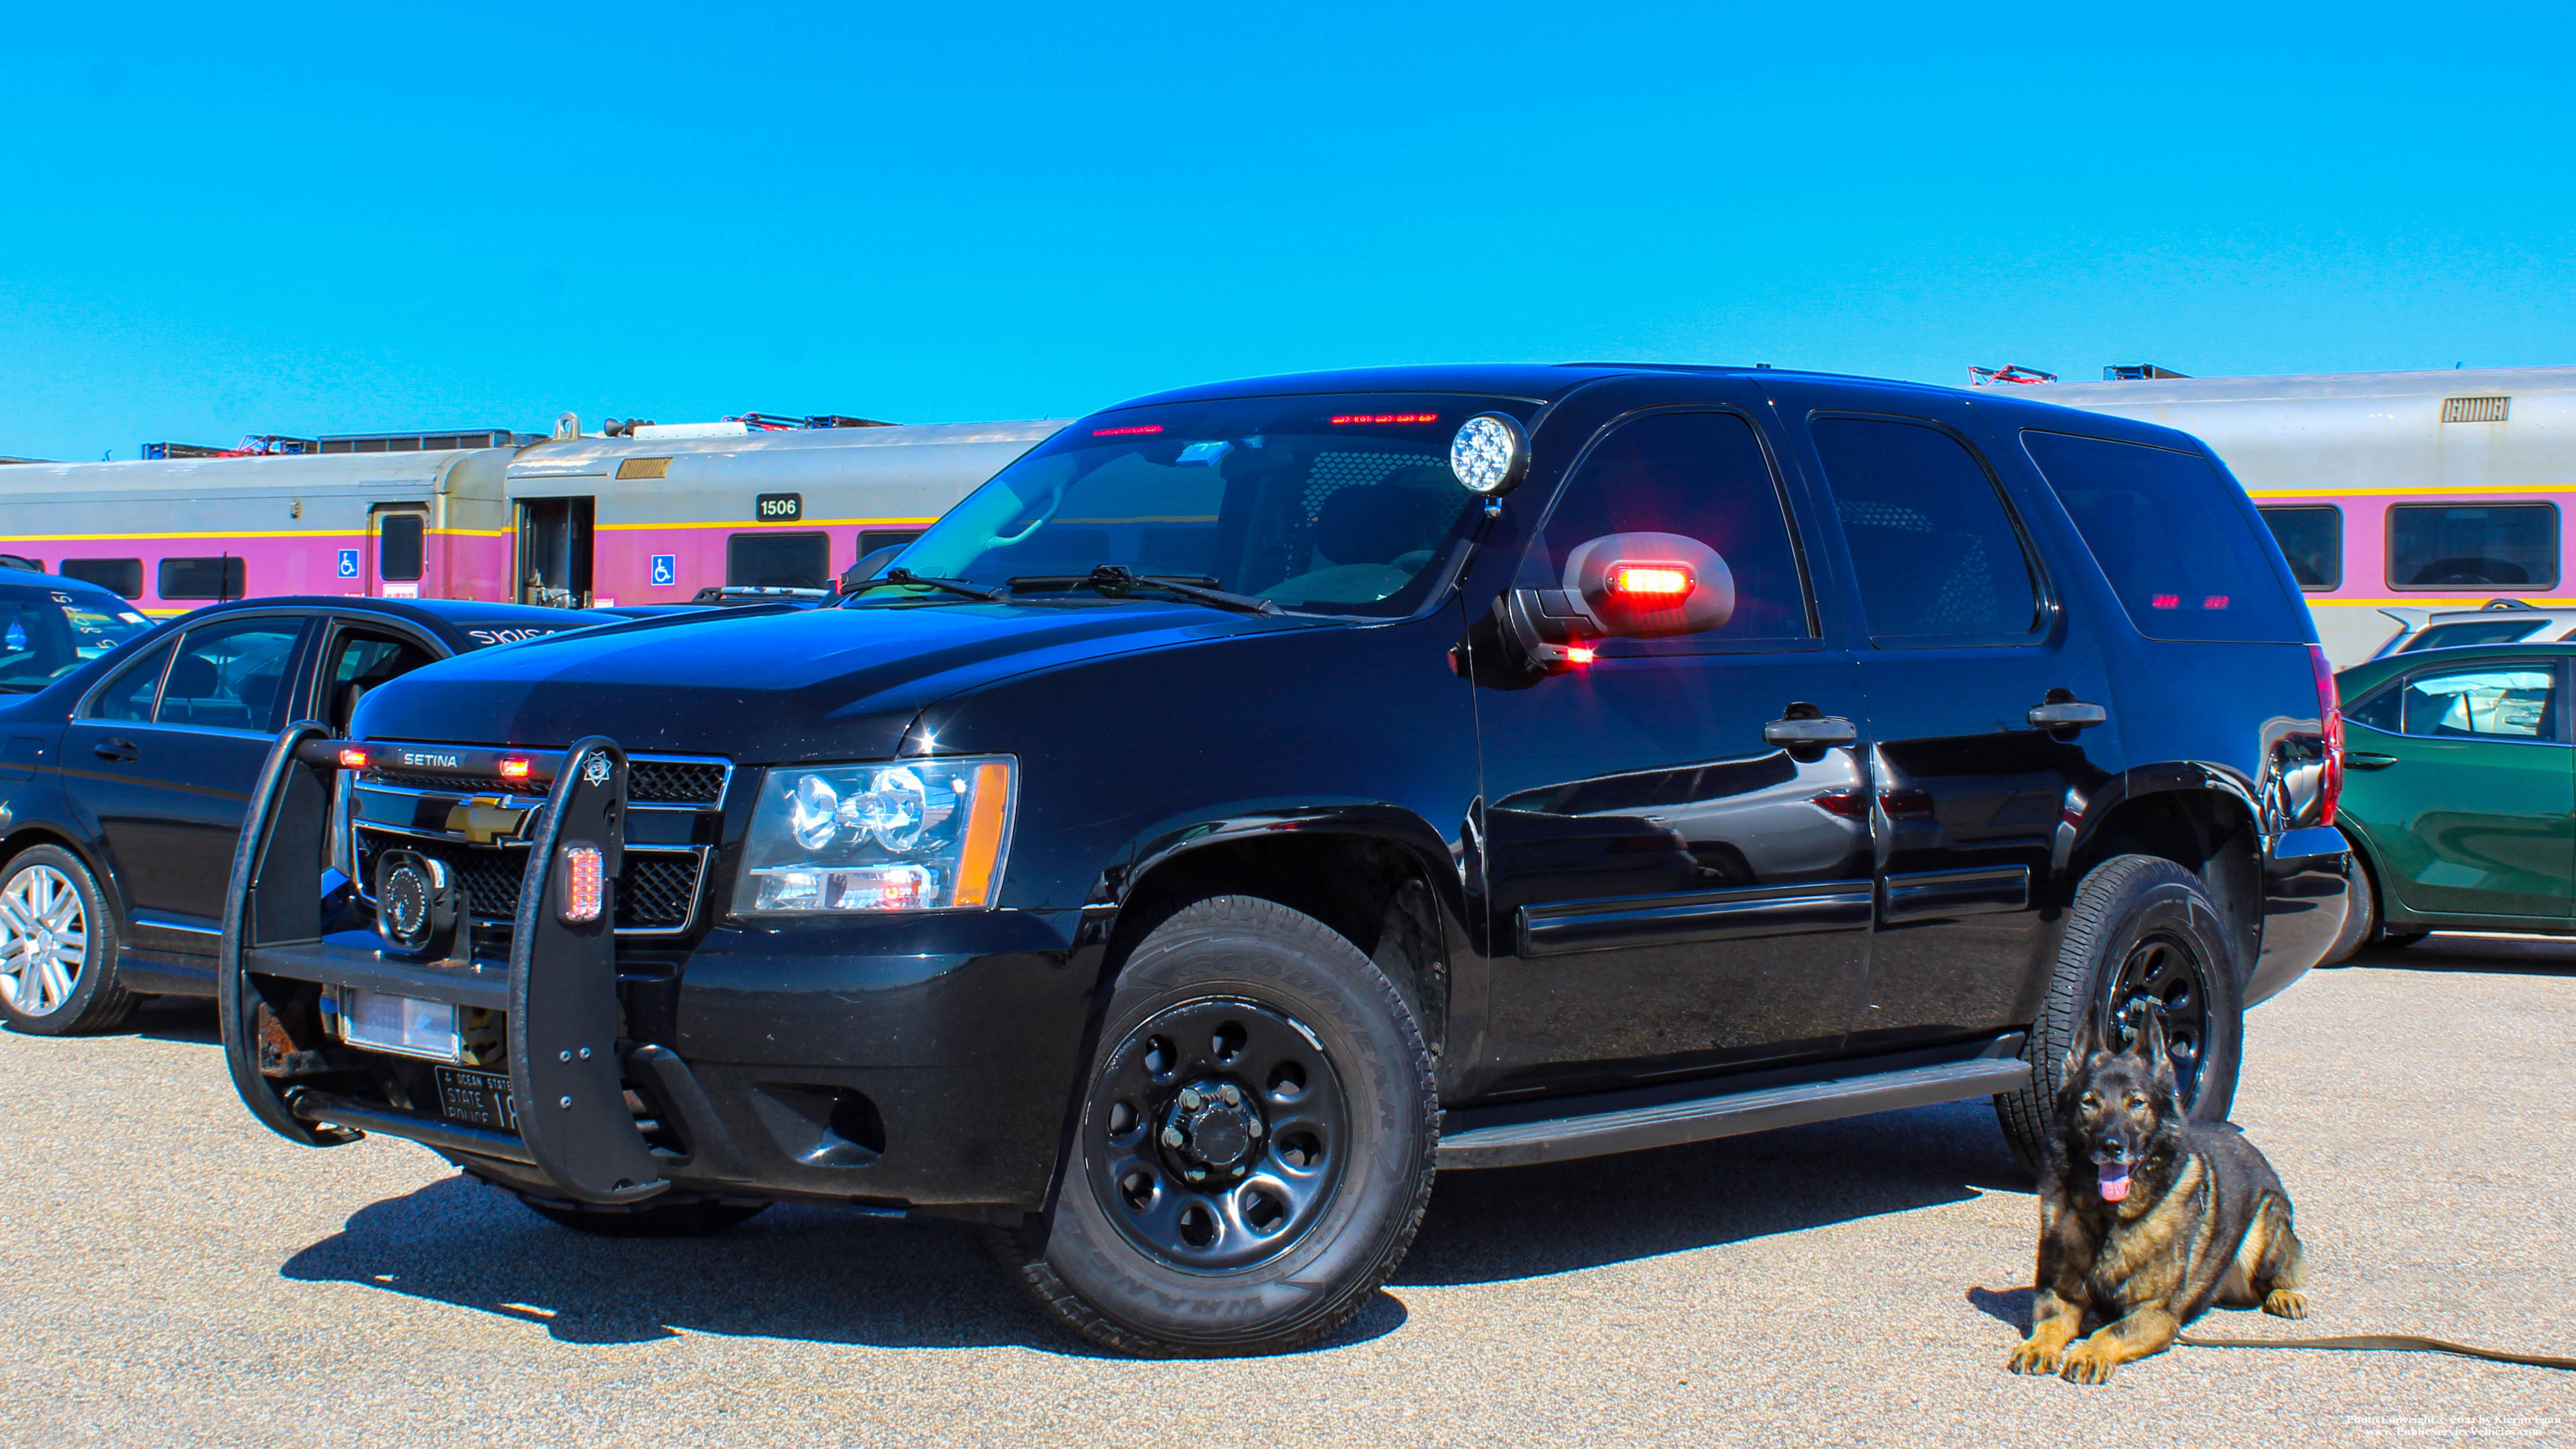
[280,1173,1406,1356]
[1396,1097,2031,1287]
[281,1097,2025,1354]
[2339,932,2576,977]
[129,995,221,1044]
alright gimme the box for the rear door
[2343,658,2573,922]
[1764,385,2123,1055]
[1475,387,1875,1093]
[59,613,313,944]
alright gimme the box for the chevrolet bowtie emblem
[446,796,531,847]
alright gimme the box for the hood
[349,600,1300,760]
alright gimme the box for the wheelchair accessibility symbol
[650,554,677,587]
[337,548,360,579]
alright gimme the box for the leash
[2177,1333,2576,1371]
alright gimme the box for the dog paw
[2005,1341,2062,1375]
[2264,1289,2309,1320]
[2057,1344,2121,1385]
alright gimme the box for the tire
[998,895,1438,1357]
[0,844,138,1036]
[521,1197,771,1237]
[2316,840,2375,968]
[1996,855,2245,1176]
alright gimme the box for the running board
[1436,1048,2031,1169]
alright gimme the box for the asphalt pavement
[0,936,2567,1448]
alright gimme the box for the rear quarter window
[2021,430,2309,644]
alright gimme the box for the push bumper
[2247,824,2351,1007]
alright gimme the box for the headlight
[737,756,1016,913]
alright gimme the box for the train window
[727,531,831,589]
[2388,504,2559,590]
[857,529,924,559]
[2256,506,2342,589]
[159,556,247,601]
[2021,431,2307,643]
[378,514,425,582]
[59,559,145,598]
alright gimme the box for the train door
[370,506,429,599]
[516,497,594,607]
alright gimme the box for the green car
[2324,642,2575,961]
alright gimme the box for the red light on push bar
[1609,564,1694,598]
[1091,424,1163,436]
[1329,413,1440,425]
[499,757,533,782]
[1565,645,1597,665]
[337,746,369,771]
[2150,594,2181,609]
[559,844,605,924]
[2202,595,2230,609]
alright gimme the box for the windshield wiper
[1010,565,1282,617]
[850,568,1009,603]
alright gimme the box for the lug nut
[1220,1084,1241,1106]
[559,1050,571,1062]
[559,1096,573,1109]
[1161,1126,1185,1148]
[1178,1088,1202,1110]
[579,1047,592,1060]
[1185,1167,1206,1182]
[1247,1119,1264,1138]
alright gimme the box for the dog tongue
[2098,1164,2132,1202]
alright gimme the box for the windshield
[863,393,1537,617]
[0,584,154,693]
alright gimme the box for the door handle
[93,738,139,763]
[2027,699,2109,730]
[2345,752,2399,770]
[1764,708,1858,748]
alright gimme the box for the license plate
[435,1067,518,1131]
[341,988,461,1062]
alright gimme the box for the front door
[59,615,311,942]
[1771,391,2122,1055]
[1476,401,1873,1095]
[2343,657,2573,922]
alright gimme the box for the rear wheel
[998,895,1438,1357]
[1996,855,2244,1175]
[0,845,137,1036]
[2317,841,2376,968]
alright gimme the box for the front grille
[360,754,726,806]
[355,832,704,931]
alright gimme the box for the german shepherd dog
[2007,1007,2311,1383]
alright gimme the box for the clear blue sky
[5,2,2570,461]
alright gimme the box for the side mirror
[1487,532,1736,678]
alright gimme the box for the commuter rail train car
[0,419,1065,614]
[0,447,514,615]
[2030,365,2576,665]
[503,418,1063,606]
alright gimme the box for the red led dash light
[1329,413,1440,425]
[337,746,369,771]
[2150,594,2181,609]
[1608,564,1694,599]
[499,757,533,782]
[1091,424,1163,437]
[2203,595,2230,610]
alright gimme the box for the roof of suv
[1102,362,1883,412]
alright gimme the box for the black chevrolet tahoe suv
[217,364,2351,1357]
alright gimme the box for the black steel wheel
[1996,854,2245,1175]
[1000,894,1438,1357]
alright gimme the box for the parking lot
[0,939,2566,1449]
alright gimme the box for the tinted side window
[2258,506,2342,589]
[89,639,175,722]
[1810,417,2038,642]
[157,620,304,731]
[727,531,831,588]
[1526,410,1814,642]
[59,559,145,598]
[378,514,425,582]
[2021,431,2310,644]
[2387,504,2559,590]
[160,556,247,601]
[2353,665,2559,741]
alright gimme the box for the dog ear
[2133,1005,2172,1076]
[2063,1005,2107,1085]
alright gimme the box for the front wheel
[0,844,137,1036]
[999,895,1438,1357]
[1996,855,2245,1175]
